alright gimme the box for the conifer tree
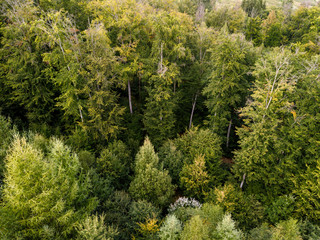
[0,136,97,239]
[203,30,256,153]
[129,137,175,207]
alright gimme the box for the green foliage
[203,31,256,153]
[129,200,161,240]
[263,10,285,47]
[97,140,132,189]
[158,214,182,240]
[200,203,224,229]
[77,214,119,240]
[129,200,161,228]
[271,219,302,240]
[241,0,266,17]
[266,195,295,225]
[285,6,320,54]
[299,220,320,240]
[102,191,132,240]
[293,162,320,222]
[249,223,273,240]
[180,155,210,200]
[158,140,184,185]
[245,17,264,46]
[180,215,210,240]
[0,0,57,125]
[233,48,299,201]
[168,197,202,223]
[208,183,264,230]
[0,116,15,180]
[174,127,224,183]
[78,150,96,173]
[199,203,225,238]
[214,214,244,240]
[0,136,97,239]
[206,7,246,33]
[129,137,175,207]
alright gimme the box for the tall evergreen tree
[0,136,97,239]
[129,137,175,207]
[203,30,256,153]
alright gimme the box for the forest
[0,0,320,239]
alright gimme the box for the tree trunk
[226,119,232,148]
[240,173,246,189]
[189,93,198,129]
[128,80,133,114]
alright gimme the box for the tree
[203,31,256,153]
[180,215,210,240]
[180,155,210,200]
[0,0,57,126]
[245,17,264,46]
[214,214,244,240]
[158,215,182,240]
[174,127,224,184]
[0,136,97,239]
[241,0,266,18]
[143,10,193,146]
[232,48,299,201]
[129,137,175,207]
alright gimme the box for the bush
[158,215,182,240]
